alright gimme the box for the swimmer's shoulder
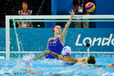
[68,58,78,63]
[48,38,54,42]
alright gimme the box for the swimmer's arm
[47,50,65,60]
[33,51,48,60]
[59,10,74,42]
[77,58,87,63]
[68,58,86,64]
[68,58,78,63]
[77,62,87,66]
[32,39,50,60]
[75,58,87,65]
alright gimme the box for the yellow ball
[85,2,95,13]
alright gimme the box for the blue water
[0,54,114,76]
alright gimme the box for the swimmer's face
[55,25,61,34]
[22,2,28,10]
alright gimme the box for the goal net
[5,15,114,60]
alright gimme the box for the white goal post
[5,15,114,60]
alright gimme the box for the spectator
[73,0,93,28]
[17,1,32,28]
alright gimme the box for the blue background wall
[0,28,113,52]
[51,0,114,15]
[96,0,114,28]
[50,0,114,28]
[96,0,114,15]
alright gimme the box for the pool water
[0,54,114,76]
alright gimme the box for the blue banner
[0,28,114,52]
[66,28,114,52]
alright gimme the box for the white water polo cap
[62,46,71,56]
